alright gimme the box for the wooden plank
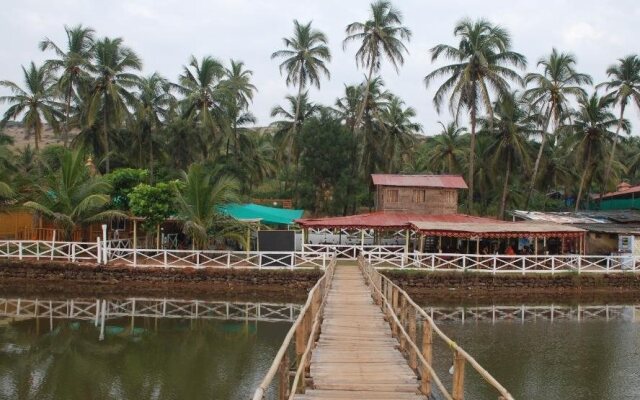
[294,264,425,400]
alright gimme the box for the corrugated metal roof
[511,210,640,224]
[602,184,640,199]
[410,221,585,238]
[371,174,468,189]
[296,212,493,229]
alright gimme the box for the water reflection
[0,296,298,400]
[428,302,640,400]
[425,304,639,324]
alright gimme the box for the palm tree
[596,55,640,199]
[358,76,392,181]
[523,49,592,208]
[378,95,421,172]
[561,94,625,211]
[133,73,173,181]
[86,37,142,173]
[23,149,124,240]
[270,93,320,167]
[425,122,468,174]
[219,60,257,158]
[0,62,62,151]
[424,18,526,213]
[177,55,225,159]
[482,92,535,218]
[334,84,362,132]
[271,20,331,127]
[343,0,411,125]
[173,164,239,249]
[39,24,95,148]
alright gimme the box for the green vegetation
[1,3,640,223]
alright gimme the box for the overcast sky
[1,0,639,134]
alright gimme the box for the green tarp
[219,203,303,225]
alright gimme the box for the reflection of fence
[365,251,640,273]
[0,298,301,323]
[425,305,639,324]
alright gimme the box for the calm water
[1,295,639,400]
[429,304,640,400]
[0,297,295,400]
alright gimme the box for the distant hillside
[1,123,275,150]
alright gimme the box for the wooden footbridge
[253,257,514,400]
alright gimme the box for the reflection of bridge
[0,298,301,324]
[426,305,639,324]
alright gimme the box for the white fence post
[18,242,22,260]
[97,237,102,264]
[101,224,108,265]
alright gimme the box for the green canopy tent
[219,203,304,226]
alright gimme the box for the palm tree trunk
[525,105,553,210]
[598,104,626,206]
[149,130,154,184]
[467,107,477,214]
[103,102,110,173]
[354,64,375,129]
[499,151,512,219]
[233,120,240,161]
[575,145,592,211]
[63,83,73,148]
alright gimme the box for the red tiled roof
[601,184,640,199]
[296,212,496,229]
[371,174,468,189]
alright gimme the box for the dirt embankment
[382,269,640,305]
[0,260,321,302]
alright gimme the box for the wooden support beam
[420,319,433,396]
[408,307,417,371]
[452,350,466,400]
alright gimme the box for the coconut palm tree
[133,72,173,181]
[270,93,320,167]
[173,164,239,249]
[378,95,421,172]
[596,55,640,199]
[523,49,592,208]
[219,60,257,158]
[23,149,124,240]
[86,37,142,173]
[482,92,535,218]
[424,18,526,213]
[358,76,392,181]
[176,55,225,159]
[271,20,331,127]
[425,122,468,174]
[343,0,411,125]
[0,62,62,151]
[334,84,362,132]
[39,24,95,148]
[561,94,626,211]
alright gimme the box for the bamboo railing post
[452,349,466,400]
[408,307,417,370]
[278,352,290,400]
[399,296,407,352]
[420,319,433,396]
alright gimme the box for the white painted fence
[0,240,332,269]
[364,251,640,274]
[302,244,404,259]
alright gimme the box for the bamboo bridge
[253,257,514,400]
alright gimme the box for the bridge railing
[360,256,514,400]
[303,244,404,259]
[252,254,337,400]
[365,250,640,274]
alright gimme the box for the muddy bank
[0,260,321,302]
[382,269,640,305]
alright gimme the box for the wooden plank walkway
[295,263,427,400]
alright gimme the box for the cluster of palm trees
[2,1,640,223]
